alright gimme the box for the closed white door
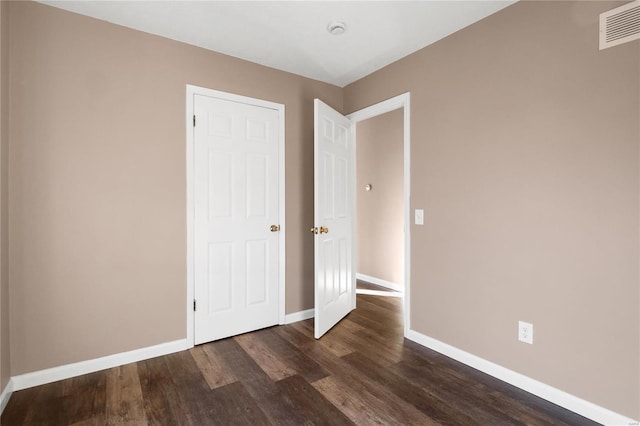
[313,99,355,339]
[194,94,280,345]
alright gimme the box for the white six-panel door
[313,99,355,339]
[194,94,280,345]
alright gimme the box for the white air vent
[600,0,640,50]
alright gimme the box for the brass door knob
[310,227,319,234]
[319,226,329,234]
[270,225,280,232]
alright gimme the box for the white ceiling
[41,1,516,87]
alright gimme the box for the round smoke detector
[327,21,347,35]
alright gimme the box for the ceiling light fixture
[327,21,347,36]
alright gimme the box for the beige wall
[356,110,403,286]
[8,1,341,375]
[345,1,639,419]
[0,0,10,391]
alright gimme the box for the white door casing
[313,99,355,339]
[190,88,284,345]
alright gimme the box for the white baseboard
[356,288,403,298]
[0,378,13,415]
[11,338,190,392]
[284,308,314,324]
[405,329,638,426]
[356,273,403,293]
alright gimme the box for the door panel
[246,239,268,305]
[246,154,267,217]
[194,94,280,344]
[210,242,232,312]
[314,99,355,339]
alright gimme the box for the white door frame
[185,84,286,346]
[346,92,411,337]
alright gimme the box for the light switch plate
[415,209,424,225]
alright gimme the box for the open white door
[313,99,355,339]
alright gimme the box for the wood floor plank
[342,350,491,425]
[397,359,556,425]
[326,321,403,367]
[210,336,341,426]
[274,374,354,426]
[312,375,391,425]
[234,332,298,381]
[21,381,65,426]
[280,329,441,426]
[288,321,355,358]
[1,385,35,425]
[349,300,403,332]
[312,374,438,426]
[357,294,403,317]
[60,371,107,424]
[289,318,314,335]
[165,349,250,424]
[358,292,403,311]
[209,337,281,401]
[190,343,237,390]
[352,321,404,348]
[138,356,189,425]
[331,315,365,334]
[207,337,324,426]
[403,345,597,426]
[272,323,314,348]
[278,328,433,424]
[105,364,148,425]
[423,344,596,425]
[345,310,402,337]
[395,340,598,426]
[207,381,271,425]
[253,328,329,383]
[68,414,106,426]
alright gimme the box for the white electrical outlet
[415,209,424,225]
[518,321,533,344]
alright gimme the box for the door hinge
[193,115,196,127]
[193,300,197,311]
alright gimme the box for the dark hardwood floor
[2,293,598,425]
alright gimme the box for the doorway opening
[354,109,404,300]
[347,93,411,336]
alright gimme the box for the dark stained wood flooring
[2,293,598,425]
